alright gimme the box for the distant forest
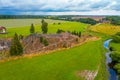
[0,15,47,19]
[105,16,120,25]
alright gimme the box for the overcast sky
[0,0,120,15]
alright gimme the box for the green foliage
[114,63,120,74]
[58,22,61,25]
[39,36,44,43]
[56,29,65,33]
[10,33,23,56]
[71,30,81,37]
[79,18,98,25]
[112,32,120,43]
[43,39,49,46]
[115,32,120,36]
[19,34,24,40]
[110,52,120,62]
[105,16,120,25]
[30,24,35,34]
[41,20,48,34]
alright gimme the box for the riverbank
[104,39,118,80]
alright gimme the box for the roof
[0,26,6,30]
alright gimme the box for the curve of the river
[103,39,118,80]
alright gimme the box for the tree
[41,19,44,23]
[43,39,49,46]
[30,24,35,34]
[10,33,23,56]
[78,32,81,37]
[41,21,48,34]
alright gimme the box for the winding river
[103,39,118,80]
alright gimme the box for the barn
[0,26,6,33]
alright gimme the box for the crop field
[0,19,67,27]
[90,23,120,35]
[0,19,88,38]
[0,40,106,80]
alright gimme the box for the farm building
[0,26,6,33]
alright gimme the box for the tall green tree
[10,33,23,56]
[30,23,35,34]
[41,20,48,34]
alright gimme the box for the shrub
[43,39,49,46]
[40,36,44,43]
[110,52,120,62]
[57,29,65,33]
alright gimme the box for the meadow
[0,19,88,38]
[0,40,107,80]
[90,23,120,35]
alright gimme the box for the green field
[0,40,106,80]
[0,19,88,38]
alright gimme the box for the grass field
[90,23,120,35]
[0,19,67,27]
[0,40,106,80]
[0,19,88,38]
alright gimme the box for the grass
[0,19,88,38]
[90,23,120,35]
[110,42,120,52]
[0,19,66,27]
[0,40,105,80]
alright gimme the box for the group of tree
[105,16,120,25]
[78,18,98,25]
[112,32,120,43]
[29,19,48,34]
[71,31,81,37]
[110,32,120,75]
[0,15,46,19]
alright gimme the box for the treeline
[110,32,120,75]
[105,16,120,25]
[0,15,47,19]
[49,16,98,25]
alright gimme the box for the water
[103,39,118,80]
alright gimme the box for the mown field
[0,19,88,38]
[90,23,120,35]
[0,40,107,80]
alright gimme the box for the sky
[0,0,120,15]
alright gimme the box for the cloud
[0,0,120,15]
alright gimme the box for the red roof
[0,26,6,30]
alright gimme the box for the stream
[103,39,118,80]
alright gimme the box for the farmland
[90,23,120,35]
[0,19,88,38]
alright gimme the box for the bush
[43,39,49,46]
[112,35,120,43]
[40,36,44,43]
[57,29,65,33]
[110,52,120,62]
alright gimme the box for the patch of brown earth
[76,70,98,80]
